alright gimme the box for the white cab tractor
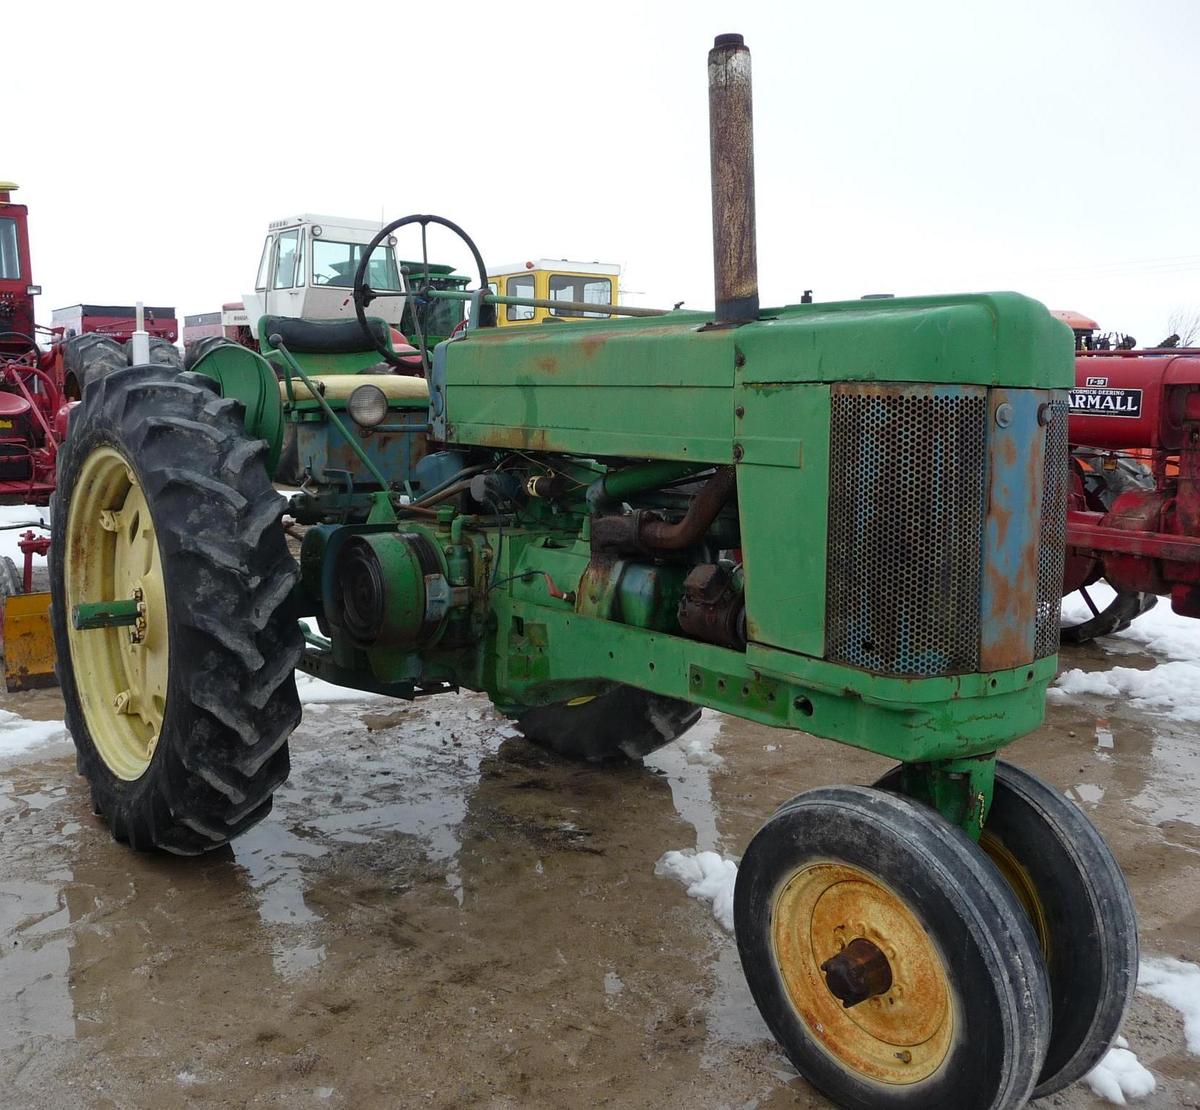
[183,214,470,351]
[242,215,410,336]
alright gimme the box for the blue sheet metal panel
[979,388,1047,671]
[296,416,424,488]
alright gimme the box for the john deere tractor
[50,36,1136,1110]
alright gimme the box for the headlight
[347,384,389,428]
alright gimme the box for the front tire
[735,786,1050,1109]
[50,365,303,853]
[876,761,1138,1096]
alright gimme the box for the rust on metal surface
[592,467,736,555]
[980,388,1042,673]
[820,937,894,1008]
[708,34,759,326]
[677,562,747,649]
[771,861,954,1084]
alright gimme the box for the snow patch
[1083,1036,1156,1104]
[1139,956,1200,1054]
[655,849,737,932]
[1049,661,1200,720]
[682,733,724,767]
[0,709,67,757]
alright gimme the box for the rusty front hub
[771,862,955,1084]
[821,937,894,1008]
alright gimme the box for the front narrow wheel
[51,365,303,853]
[876,761,1138,1096]
[735,786,1050,1109]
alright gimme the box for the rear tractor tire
[514,685,701,762]
[62,333,182,400]
[183,335,240,372]
[123,335,183,372]
[1060,587,1156,645]
[61,333,126,401]
[50,364,303,853]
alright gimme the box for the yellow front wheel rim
[64,446,170,780]
[771,862,955,1085]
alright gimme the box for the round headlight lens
[347,384,388,428]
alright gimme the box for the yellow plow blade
[4,591,57,691]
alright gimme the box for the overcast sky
[7,0,1199,346]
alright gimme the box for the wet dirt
[0,640,1196,1109]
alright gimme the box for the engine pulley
[332,532,450,649]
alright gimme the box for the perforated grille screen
[826,384,988,676]
[1034,397,1070,659]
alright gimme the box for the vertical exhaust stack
[709,33,759,326]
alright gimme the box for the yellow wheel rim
[771,862,955,1085]
[65,446,170,781]
[980,830,1051,955]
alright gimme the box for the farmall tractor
[50,37,1136,1110]
[0,181,180,505]
[1062,342,1200,641]
[0,184,181,687]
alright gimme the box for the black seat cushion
[261,315,391,355]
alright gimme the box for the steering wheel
[352,214,495,371]
[0,331,42,364]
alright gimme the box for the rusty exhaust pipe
[709,33,759,327]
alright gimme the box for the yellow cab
[487,259,620,326]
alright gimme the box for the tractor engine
[1067,348,1200,617]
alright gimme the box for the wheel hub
[820,936,893,1007]
[772,862,955,1084]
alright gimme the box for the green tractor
[51,36,1135,1110]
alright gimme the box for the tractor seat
[260,315,391,355]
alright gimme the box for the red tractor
[1060,318,1200,640]
[0,182,180,507]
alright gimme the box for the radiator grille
[1034,397,1070,659]
[826,384,988,676]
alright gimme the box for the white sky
[7,0,1199,346]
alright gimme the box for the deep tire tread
[51,363,302,854]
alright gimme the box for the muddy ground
[0,636,1197,1109]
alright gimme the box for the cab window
[0,219,20,280]
[549,274,612,318]
[506,274,535,321]
[312,240,401,290]
[272,229,299,290]
[255,236,272,291]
